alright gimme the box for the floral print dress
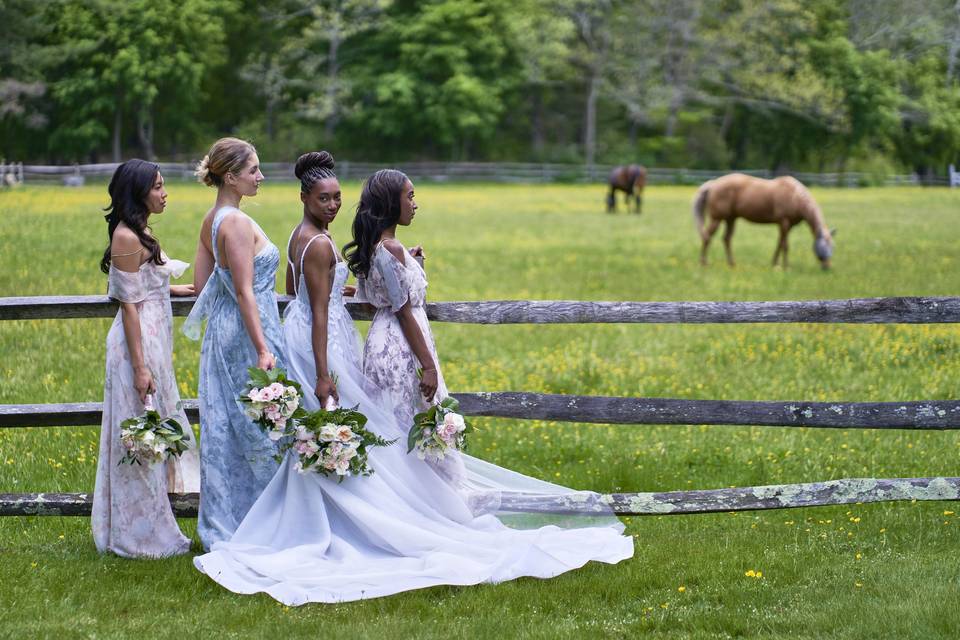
[91,255,200,558]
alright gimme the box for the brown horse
[607,164,647,213]
[693,173,835,269]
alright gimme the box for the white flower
[318,424,338,442]
[294,425,313,441]
[267,429,284,442]
[443,412,466,432]
[335,426,355,443]
[244,405,262,421]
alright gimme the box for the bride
[193,153,634,605]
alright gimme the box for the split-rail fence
[1,295,958,517]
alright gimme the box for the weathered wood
[3,397,959,430]
[2,295,959,324]
[0,295,378,321]
[3,395,959,429]
[3,477,957,517]
[0,401,200,427]
[454,393,960,429]
[426,297,960,324]
[499,476,960,515]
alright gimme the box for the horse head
[813,228,836,270]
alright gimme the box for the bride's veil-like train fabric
[193,254,633,604]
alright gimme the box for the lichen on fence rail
[2,477,957,517]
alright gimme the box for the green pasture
[0,182,958,638]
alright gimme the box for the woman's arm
[221,214,275,371]
[396,305,438,402]
[301,240,337,406]
[382,240,438,401]
[285,261,296,296]
[111,230,154,403]
[192,217,215,296]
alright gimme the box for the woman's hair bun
[295,151,335,180]
[194,155,213,186]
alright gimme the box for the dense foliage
[2,0,959,176]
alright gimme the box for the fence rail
[7,160,951,187]
[2,294,958,516]
[3,396,959,430]
[3,295,959,324]
[3,476,958,517]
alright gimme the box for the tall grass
[0,182,958,638]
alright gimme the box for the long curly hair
[343,169,408,278]
[100,159,165,274]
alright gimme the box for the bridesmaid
[283,151,347,410]
[342,170,463,480]
[92,159,200,558]
[183,137,285,550]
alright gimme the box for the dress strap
[297,233,332,280]
[210,206,239,265]
[285,225,299,270]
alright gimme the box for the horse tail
[693,183,710,239]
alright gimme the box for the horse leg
[700,218,721,266]
[606,188,616,213]
[772,221,790,268]
[634,191,643,215]
[722,218,737,267]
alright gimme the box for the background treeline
[2,0,959,178]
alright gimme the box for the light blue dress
[183,206,285,550]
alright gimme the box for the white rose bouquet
[285,404,395,481]
[118,395,190,466]
[408,397,473,462]
[239,367,307,441]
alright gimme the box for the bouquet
[118,395,190,466]
[239,367,307,441]
[285,404,395,481]
[408,396,472,462]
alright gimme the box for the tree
[42,0,234,161]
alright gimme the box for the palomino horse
[693,173,835,269]
[607,164,647,213]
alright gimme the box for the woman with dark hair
[92,159,199,558]
[183,137,286,550]
[192,166,632,605]
[344,171,449,470]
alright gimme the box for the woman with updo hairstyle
[92,159,199,558]
[191,169,633,605]
[182,137,286,550]
[277,150,348,409]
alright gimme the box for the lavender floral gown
[92,254,200,558]
[191,235,633,605]
[183,206,286,550]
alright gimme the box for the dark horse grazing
[693,173,836,269]
[607,164,647,213]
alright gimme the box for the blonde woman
[183,137,286,550]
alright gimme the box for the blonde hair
[195,137,256,187]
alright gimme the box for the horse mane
[790,179,829,239]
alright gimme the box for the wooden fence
[10,161,946,187]
[1,295,958,517]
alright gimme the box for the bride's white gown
[193,233,633,604]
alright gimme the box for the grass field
[0,181,958,638]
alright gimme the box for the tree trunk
[137,109,155,160]
[112,102,122,163]
[584,69,600,173]
[531,86,545,156]
[947,0,960,82]
[324,29,341,139]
